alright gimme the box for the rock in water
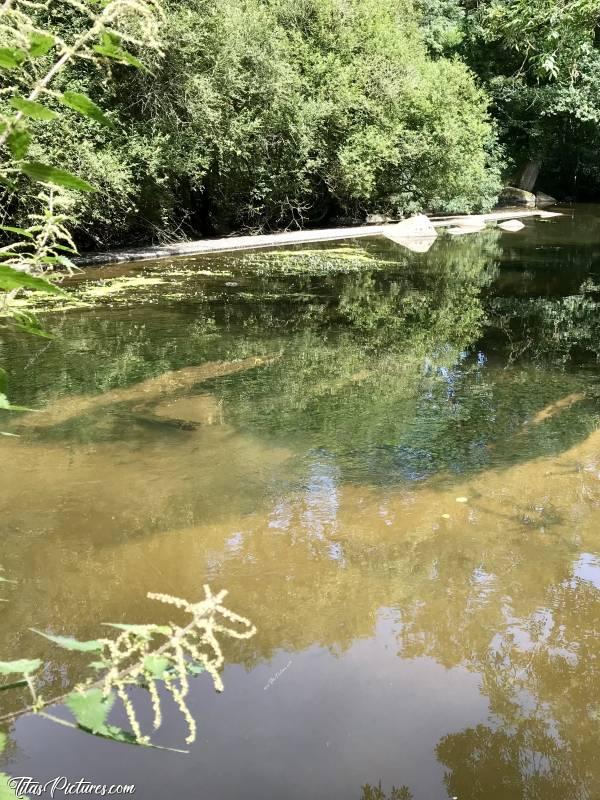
[452,215,487,228]
[446,224,486,236]
[498,186,536,208]
[382,215,437,249]
[383,234,436,253]
[391,214,436,235]
[498,219,525,232]
[535,191,557,206]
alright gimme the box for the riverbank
[77,209,561,268]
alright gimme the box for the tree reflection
[360,782,413,800]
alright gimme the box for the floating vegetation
[238,247,378,275]
[82,276,166,298]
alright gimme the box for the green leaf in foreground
[93,36,148,72]
[19,162,96,192]
[0,226,34,239]
[0,369,6,396]
[0,48,26,69]
[28,32,55,58]
[143,655,171,679]
[11,312,55,341]
[0,659,41,676]
[7,127,31,160]
[66,688,114,734]
[64,692,141,746]
[94,725,138,745]
[0,265,66,294]
[10,97,57,121]
[31,630,103,652]
[0,394,32,412]
[60,92,113,127]
[0,771,25,800]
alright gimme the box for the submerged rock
[498,219,525,232]
[536,191,557,206]
[498,186,536,208]
[446,225,486,236]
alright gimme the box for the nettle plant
[0,585,256,751]
[0,0,163,408]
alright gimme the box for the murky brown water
[1,207,600,799]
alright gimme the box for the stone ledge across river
[77,209,562,267]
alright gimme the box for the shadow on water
[1,209,600,798]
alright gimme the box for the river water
[1,206,600,799]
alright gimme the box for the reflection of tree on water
[5,225,600,489]
[360,781,413,800]
[395,509,600,799]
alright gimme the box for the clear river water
[1,206,600,799]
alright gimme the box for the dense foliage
[5,0,600,245]
[1,0,504,247]
[420,0,600,197]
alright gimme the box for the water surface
[1,207,600,799]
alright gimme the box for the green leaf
[19,162,96,193]
[0,265,66,294]
[10,312,54,341]
[0,226,34,239]
[7,127,31,160]
[0,48,26,69]
[0,771,25,799]
[0,394,32,412]
[31,630,103,652]
[28,32,55,58]
[0,733,5,753]
[143,655,171,679]
[94,725,138,745]
[187,663,204,675]
[66,688,114,733]
[0,659,41,676]
[0,368,6,395]
[10,96,57,121]
[93,36,148,72]
[60,92,113,128]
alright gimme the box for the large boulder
[535,191,557,206]
[498,186,536,208]
[382,214,437,252]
